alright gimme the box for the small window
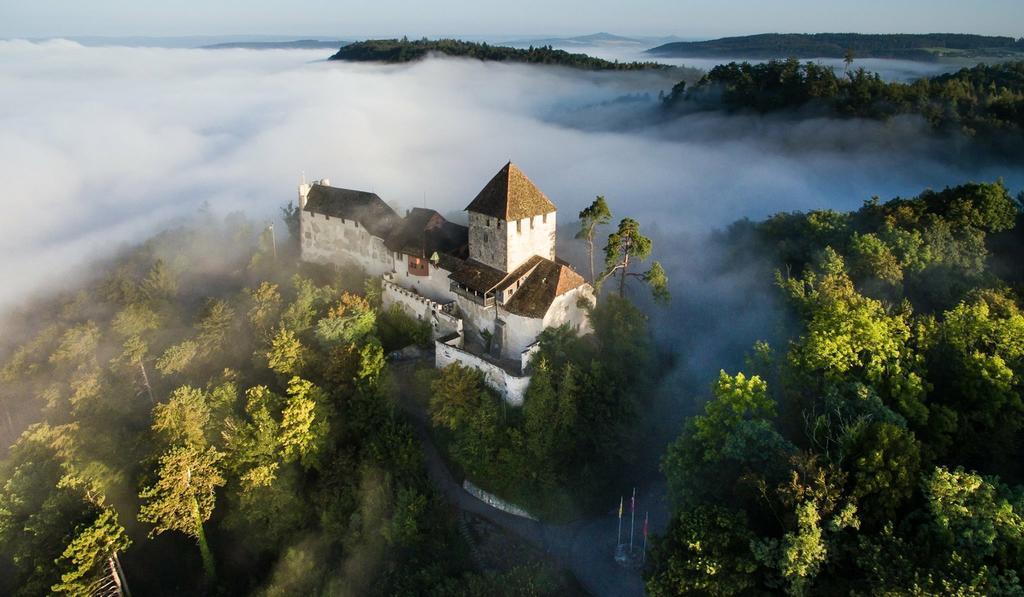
[542,213,547,224]
[497,220,501,230]
[516,220,522,233]
[530,217,535,230]
[486,218,491,227]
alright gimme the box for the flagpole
[617,496,623,547]
[629,487,636,551]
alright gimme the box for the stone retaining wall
[463,480,537,521]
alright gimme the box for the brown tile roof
[449,259,509,294]
[503,259,587,319]
[465,162,557,221]
[495,255,544,293]
[385,208,469,259]
[303,184,401,238]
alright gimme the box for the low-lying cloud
[1,39,1021,392]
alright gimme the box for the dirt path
[390,361,668,597]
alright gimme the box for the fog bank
[1,39,1020,370]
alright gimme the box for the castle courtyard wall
[300,210,393,277]
[435,336,531,405]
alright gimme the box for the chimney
[298,182,311,209]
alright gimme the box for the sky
[1,0,1022,40]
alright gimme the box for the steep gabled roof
[465,162,557,221]
[503,259,587,318]
[303,184,402,238]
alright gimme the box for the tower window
[486,218,491,227]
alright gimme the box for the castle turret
[465,162,556,273]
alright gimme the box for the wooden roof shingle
[465,162,557,221]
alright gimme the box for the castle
[298,162,595,404]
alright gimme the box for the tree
[281,202,300,244]
[196,298,236,357]
[265,327,307,377]
[247,282,283,338]
[314,293,376,348]
[429,364,490,431]
[843,48,855,73]
[138,445,225,578]
[141,259,178,304]
[152,386,212,448]
[279,377,329,469]
[52,506,131,595]
[575,196,612,283]
[598,217,670,302]
[646,505,759,596]
[155,339,198,376]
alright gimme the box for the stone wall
[300,210,393,277]
[505,211,556,273]
[467,211,507,272]
[381,276,463,340]
[435,335,531,405]
[543,286,595,334]
[388,260,455,303]
[462,480,537,520]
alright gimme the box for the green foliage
[51,506,131,595]
[313,293,376,348]
[155,339,198,375]
[646,505,759,597]
[576,195,613,283]
[0,213,492,595]
[666,59,1024,149]
[599,217,670,302]
[376,304,432,351]
[151,385,212,448]
[427,294,663,518]
[265,327,306,377]
[247,281,283,337]
[138,444,225,540]
[652,179,1024,594]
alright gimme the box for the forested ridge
[0,194,672,594]
[0,211,583,595]
[648,33,1024,60]
[646,181,1024,594]
[330,37,673,71]
[661,60,1024,155]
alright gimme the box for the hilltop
[330,38,674,71]
[647,32,1024,61]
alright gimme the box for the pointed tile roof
[465,162,557,221]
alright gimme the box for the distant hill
[647,33,1024,61]
[202,39,348,50]
[330,38,674,71]
[502,32,689,49]
[502,32,643,47]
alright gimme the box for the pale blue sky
[2,0,1021,39]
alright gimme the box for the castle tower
[466,162,557,273]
